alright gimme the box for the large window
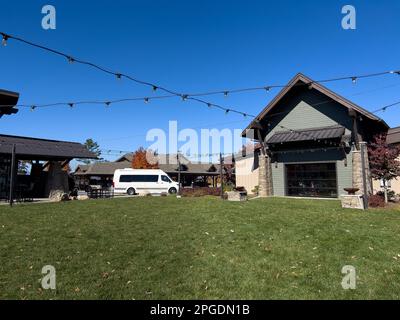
[161,175,171,183]
[286,163,337,198]
[119,175,159,183]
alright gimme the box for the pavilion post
[220,153,224,199]
[9,144,16,206]
[177,153,181,195]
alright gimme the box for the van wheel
[168,187,177,194]
[127,188,136,196]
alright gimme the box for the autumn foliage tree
[131,147,159,169]
[368,133,400,203]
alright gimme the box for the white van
[113,169,179,195]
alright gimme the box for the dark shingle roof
[75,161,131,175]
[74,154,219,176]
[266,125,345,144]
[243,73,389,136]
[0,134,97,159]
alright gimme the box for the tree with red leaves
[131,147,159,169]
[368,133,400,203]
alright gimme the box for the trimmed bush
[181,187,221,197]
[369,194,385,208]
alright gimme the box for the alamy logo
[41,265,56,290]
[42,5,56,30]
[341,5,356,30]
[341,265,356,289]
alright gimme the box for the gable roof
[75,161,131,175]
[243,73,389,135]
[116,152,191,165]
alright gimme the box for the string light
[223,91,229,97]
[144,97,149,104]
[30,105,36,112]
[2,31,400,107]
[2,31,400,122]
[152,85,158,92]
[1,33,8,46]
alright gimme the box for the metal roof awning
[267,125,345,144]
[0,134,97,160]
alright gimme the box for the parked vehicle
[113,169,179,195]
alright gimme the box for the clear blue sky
[1,0,400,161]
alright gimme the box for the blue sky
[1,0,400,161]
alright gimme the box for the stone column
[352,142,372,196]
[258,154,273,197]
[45,161,69,200]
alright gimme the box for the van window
[161,175,171,183]
[119,175,159,183]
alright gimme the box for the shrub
[369,194,385,208]
[181,187,221,197]
[251,185,259,195]
[377,190,396,201]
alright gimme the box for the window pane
[119,175,158,183]
[286,163,337,198]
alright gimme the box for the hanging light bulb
[1,34,8,47]
[105,101,111,107]
[30,105,36,112]
[351,77,357,84]
[116,73,122,80]
[243,113,247,117]
[264,86,271,93]
[225,109,230,115]
[67,56,75,63]
[68,103,74,108]
[207,103,212,108]
[144,98,149,104]
[181,94,188,101]
[223,91,229,97]
[152,85,158,92]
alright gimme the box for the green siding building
[239,73,388,199]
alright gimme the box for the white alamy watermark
[42,5,56,30]
[341,265,356,290]
[41,265,56,290]
[341,5,356,30]
[145,121,255,164]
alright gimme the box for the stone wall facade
[351,142,372,195]
[45,161,69,200]
[258,154,273,197]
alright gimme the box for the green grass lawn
[1,196,400,300]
